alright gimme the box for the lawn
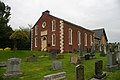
[0,51,120,80]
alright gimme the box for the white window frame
[78,31,81,45]
[90,35,93,46]
[85,33,87,46]
[35,25,38,35]
[35,37,37,47]
[68,28,72,45]
[52,34,56,46]
[52,20,56,31]
[42,21,46,28]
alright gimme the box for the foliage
[0,51,120,80]
[18,27,31,50]
[0,1,13,49]
[10,30,29,50]
[0,48,3,51]
[4,47,11,51]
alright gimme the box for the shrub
[4,47,11,51]
[0,48,3,51]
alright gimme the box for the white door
[41,36,47,51]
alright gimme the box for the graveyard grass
[0,51,120,80]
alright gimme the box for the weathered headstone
[0,62,6,67]
[4,58,22,78]
[94,60,106,79]
[56,54,64,59]
[26,55,37,62]
[70,56,78,64]
[109,44,115,52]
[117,44,120,66]
[107,52,118,72]
[44,72,66,80]
[90,43,95,54]
[100,45,106,56]
[85,54,90,60]
[49,53,57,60]
[90,43,95,59]
[75,64,84,80]
[106,44,109,53]
[118,53,120,67]
[118,44,120,52]
[51,61,62,70]
[104,45,107,54]
[79,44,83,56]
[78,44,85,61]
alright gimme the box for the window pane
[68,28,72,45]
[52,20,56,31]
[35,25,38,35]
[52,34,56,46]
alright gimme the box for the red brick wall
[32,11,94,53]
[63,23,93,52]
[32,12,61,51]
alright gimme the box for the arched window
[35,37,37,47]
[52,34,56,46]
[78,31,81,45]
[35,25,38,35]
[52,20,56,31]
[90,35,93,46]
[68,28,72,45]
[85,33,87,46]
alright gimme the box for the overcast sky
[2,0,120,43]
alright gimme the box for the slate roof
[93,28,108,41]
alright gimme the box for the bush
[0,48,3,51]
[4,47,11,51]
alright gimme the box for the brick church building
[31,10,94,53]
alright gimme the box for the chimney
[42,10,50,14]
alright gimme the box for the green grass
[0,51,120,80]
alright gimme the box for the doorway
[41,36,47,51]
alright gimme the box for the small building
[93,28,108,52]
[31,10,94,53]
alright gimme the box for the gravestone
[90,43,95,54]
[100,45,106,56]
[75,64,84,80]
[106,44,109,54]
[118,54,120,67]
[107,52,118,72]
[78,44,85,61]
[118,44,120,52]
[104,45,107,54]
[26,55,37,62]
[44,72,66,80]
[51,61,62,70]
[79,44,83,56]
[90,43,95,59]
[49,53,57,60]
[94,60,106,79]
[4,58,22,78]
[70,56,78,64]
[109,44,115,52]
[0,62,6,67]
[56,54,64,59]
[85,54,90,60]
[117,44,120,65]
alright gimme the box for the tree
[0,1,13,48]
[18,26,31,50]
[10,30,29,50]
